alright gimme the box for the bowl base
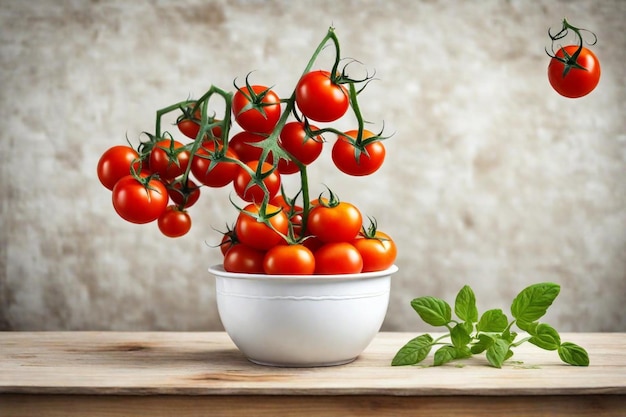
[247,356,358,368]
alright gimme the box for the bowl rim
[209,264,398,282]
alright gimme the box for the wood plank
[1,394,625,417]
[1,332,625,396]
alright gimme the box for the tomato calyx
[231,197,290,244]
[233,73,281,119]
[546,18,598,77]
[213,223,239,255]
[176,102,224,143]
[360,216,379,238]
[313,186,342,209]
[359,217,390,243]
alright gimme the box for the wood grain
[1,394,625,417]
[0,332,624,416]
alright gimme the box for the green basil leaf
[528,323,561,351]
[511,283,560,324]
[411,297,451,327]
[450,323,471,349]
[471,333,494,354]
[486,338,510,368]
[433,345,473,366]
[461,321,474,336]
[517,320,538,333]
[434,345,457,366]
[477,309,508,332]
[558,342,590,366]
[391,334,434,366]
[455,345,472,359]
[454,285,478,323]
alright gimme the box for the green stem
[510,336,531,348]
[348,82,365,145]
[299,165,311,236]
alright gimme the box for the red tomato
[149,139,190,181]
[548,45,601,98]
[277,158,300,175]
[235,203,288,250]
[295,70,349,122]
[314,242,363,274]
[177,119,200,140]
[223,244,266,274]
[332,130,386,176]
[191,142,239,187]
[97,145,140,190]
[158,206,192,238]
[177,102,202,139]
[234,161,281,203]
[352,231,397,272]
[263,244,315,275]
[167,178,200,209]
[279,121,323,165]
[307,200,362,243]
[232,85,281,133]
[112,175,168,224]
[228,131,266,163]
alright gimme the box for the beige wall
[1,0,624,332]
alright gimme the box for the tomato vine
[98,26,397,274]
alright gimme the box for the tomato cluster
[97,27,397,274]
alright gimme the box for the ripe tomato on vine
[546,19,601,98]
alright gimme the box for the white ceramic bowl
[209,264,398,367]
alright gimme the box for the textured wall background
[1,0,624,332]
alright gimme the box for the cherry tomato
[276,158,300,175]
[177,102,202,139]
[235,203,288,250]
[177,119,200,140]
[548,45,601,98]
[332,130,386,176]
[167,178,200,209]
[232,85,281,133]
[97,145,140,190]
[223,244,266,274]
[149,139,190,181]
[314,242,363,274]
[191,142,239,187]
[295,70,349,122]
[263,244,315,275]
[158,206,192,238]
[228,131,266,163]
[279,121,323,165]
[234,161,281,203]
[112,174,168,224]
[307,200,362,243]
[352,231,397,272]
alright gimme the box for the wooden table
[0,332,624,416]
